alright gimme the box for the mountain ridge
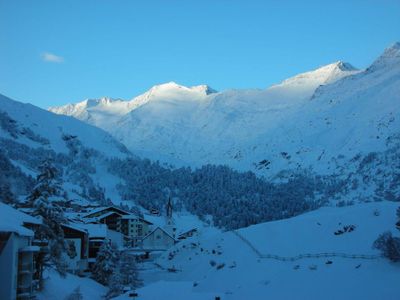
[47,43,400,193]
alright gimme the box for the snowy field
[37,269,107,300]
[36,202,399,299]
[132,202,400,300]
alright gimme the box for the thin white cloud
[41,52,64,63]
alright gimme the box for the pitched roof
[0,202,41,237]
[142,226,175,241]
[61,223,88,234]
[81,206,130,218]
[74,223,109,238]
[84,211,123,224]
[120,215,153,224]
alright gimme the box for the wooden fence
[231,230,382,261]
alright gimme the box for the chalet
[119,215,153,247]
[76,223,124,268]
[61,224,89,274]
[82,206,132,232]
[141,227,176,250]
[85,211,124,232]
[0,202,42,300]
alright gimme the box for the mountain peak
[148,82,216,94]
[383,41,400,56]
[275,61,358,89]
[150,81,182,91]
[368,42,400,71]
[332,61,357,72]
[313,61,357,74]
[144,82,216,98]
[378,42,400,59]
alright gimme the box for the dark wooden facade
[61,225,88,259]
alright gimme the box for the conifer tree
[27,160,68,285]
[105,251,140,299]
[92,240,119,285]
[118,252,140,289]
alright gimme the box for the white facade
[142,227,175,250]
[119,216,152,247]
[0,233,40,300]
[0,203,41,300]
[107,228,124,249]
[0,232,35,300]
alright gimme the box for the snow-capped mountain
[0,94,129,157]
[0,93,131,202]
[49,44,400,180]
[49,59,362,169]
[49,83,216,134]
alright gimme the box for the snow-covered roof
[120,215,153,224]
[62,223,88,234]
[178,228,198,237]
[0,202,41,237]
[64,212,84,221]
[84,211,121,223]
[143,226,175,241]
[81,206,129,218]
[75,223,108,238]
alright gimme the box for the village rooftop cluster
[0,199,198,300]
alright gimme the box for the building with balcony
[0,203,42,300]
[75,223,124,269]
[119,215,153,247]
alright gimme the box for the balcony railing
[17,285,32,296]
[18,262,33,271]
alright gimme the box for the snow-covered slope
[47,42,400,204]
[0,93,129,157]
[37,269,107,300]
[49,59,362,170]
[136,201,400,300]
[49,44,400,181]
[0,93,131,202]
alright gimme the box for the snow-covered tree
[373,231,400,262]
[105,251,140,299]
[106,272,124,299]
[92,240,120,285]
[26,160,68,284]
[118,252,140,288]
[27,160,63,205]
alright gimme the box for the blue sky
[0,0,399,108]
